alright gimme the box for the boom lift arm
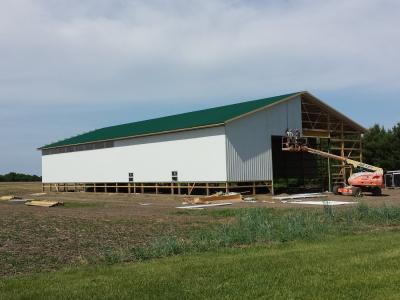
[282,129,384,196]
[295,146,384,175]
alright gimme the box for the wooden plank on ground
[25,200,63,207]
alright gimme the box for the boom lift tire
[333,185,341,195]
[371,187,382,196]
[351,187,362,197]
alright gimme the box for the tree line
[0,172,42,182]
[363,123,400,171]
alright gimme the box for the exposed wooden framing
[188,183,196,195]
[301,94,364,187]
[42,181,273,195]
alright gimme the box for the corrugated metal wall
[225,96,302,181]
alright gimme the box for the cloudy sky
[1,0,399,175]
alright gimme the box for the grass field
[1,231,400,299]
[2,183,400,299]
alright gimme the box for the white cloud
[0,0,399,105]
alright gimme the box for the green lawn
[2,231,400,300]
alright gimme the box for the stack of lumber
[25,200,63,207]
[0,195,19,201]
[189,192,242,204]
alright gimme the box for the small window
[128,172,134,182]
[129,177,133,182]
[129,173,133,177]
[171,171,178,182]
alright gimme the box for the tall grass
[132,204,400,261]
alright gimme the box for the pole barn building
[40,91,365,195]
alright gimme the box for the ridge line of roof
[39,92,300,149]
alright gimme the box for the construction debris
[0,195,20,201]
[30,192,47,196]
[190,192,242,204]
[243,197,257,202]
[25,200,63,207]
[288,201,357,206]
[176,202,233,209]
[272,193,328,201]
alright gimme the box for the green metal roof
[40,92,300,149]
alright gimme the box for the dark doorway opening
[272,136,328,194]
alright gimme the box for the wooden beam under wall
[188,183,196,195]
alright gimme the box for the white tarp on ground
[272,193,328,201]
[288,201,357,206]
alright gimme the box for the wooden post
[94,183,97,193]
[128,182,131,194]
[141,183,144,193]
[116,183,119,193]
[206,183,210,196]
[341,122,346,183]
[155,183,159,194]
[252,182,256,195]
[171,182,174,195]
[133,182,136,194]
[225,182,229,194]
[104,183,107,193]
[178,183,181,195]
[327,113,332,192]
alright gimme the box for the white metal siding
[42,126,227,183]
[225,97,302,181]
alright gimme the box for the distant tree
[363,123,400,171]
[0,172,42,182]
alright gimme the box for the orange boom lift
[282,130,384,197]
